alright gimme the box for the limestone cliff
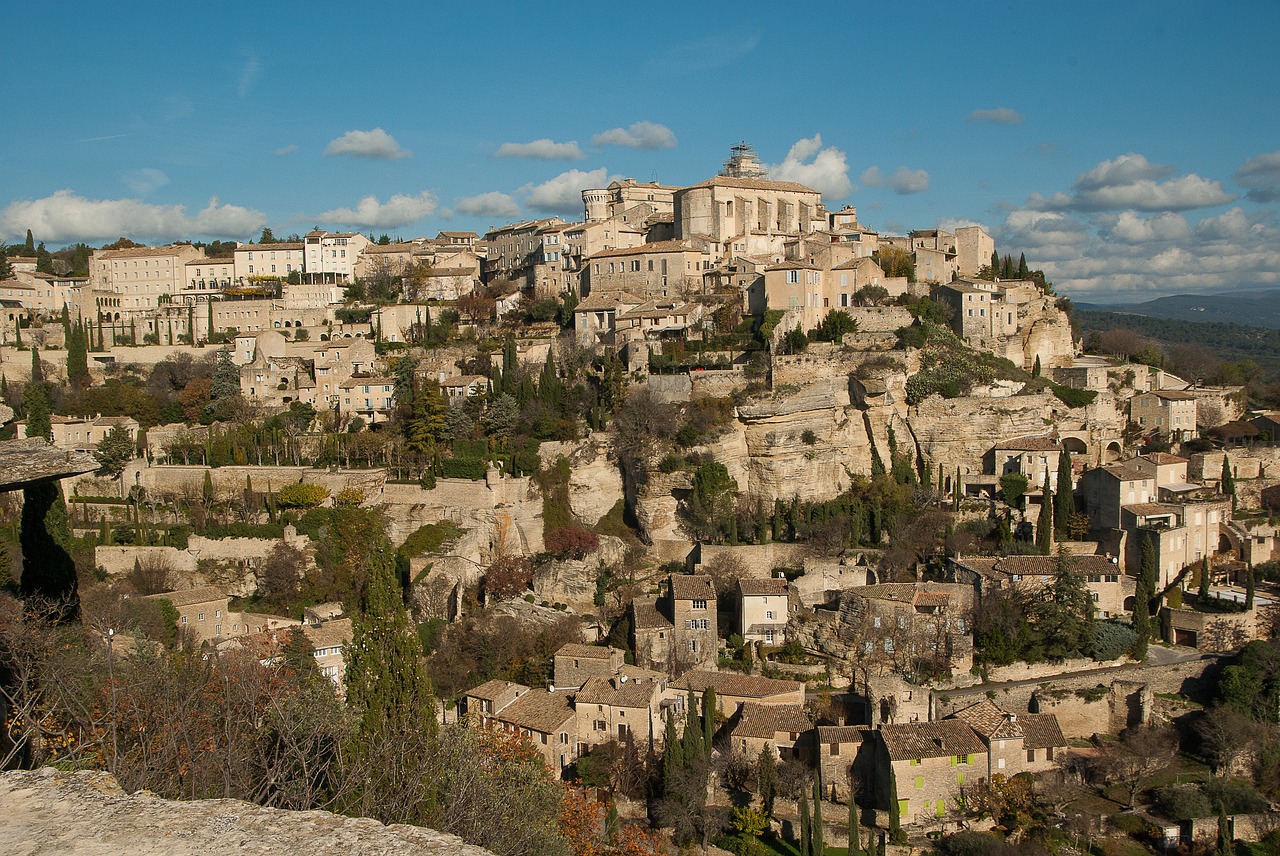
[0,768,495,856]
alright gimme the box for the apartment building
[234,242,305,284]
[303,231,369,283]
[1131,390,1198,442]
[90,244,205,313]
[584,240,710,299]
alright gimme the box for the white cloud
[1029,153,1235,212]
[767,135,853,199]
[860,165,929,195]
[995,201,1280,301]
[937,217,987,233]
[274,144,298,156]
[496,139,584,160]
[1236,150,1280,202]
[121,168,170,195]
[523,168,611,214]
[967,107,1023,125]
[0,189,265,243]
[455,192,521,219]
[319,191,438,228]
[324,128,411,160]
[592,121,677,150]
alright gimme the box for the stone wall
[696,543,811,577]
[0,768,495,856]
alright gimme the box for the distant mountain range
[1073,289,1280,329]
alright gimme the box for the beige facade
[672,670,805,719]
[90,244,205,313]
[553,643,626,688]
[234,242,305,285]
[582,178,678,222]
[339,375,396,422]
[585,241,710,299]
[182,257,234,302]
[303,231,369,283]
[282,282,344,310]
[954,225,994,277]
[674,175,825,261]
[146,586,234,645]
[738,577,791,644]
[1131,390,1198,441]
[730,702,812,761]
[574,674,665,751]
[20,413,138,452]
[630,574,719,674]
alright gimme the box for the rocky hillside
[0,768,495,856]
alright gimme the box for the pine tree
[1134,534,1155,659]
[1037,473,1053,555]
[1055,449,1074,539]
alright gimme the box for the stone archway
[1104,441,1123,463]
[1062,436,1088,455]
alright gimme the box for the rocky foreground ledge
[0,768,495,856]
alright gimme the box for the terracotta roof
[950,699,1023,740]
[1020,713,1067,750]
[495,688,575,733]
[631,597,671,630]
[575,675,660,709]
[97,245,199,259]
[1101,463,1149,481]
[1148,390,1197,401]
[674,670,803,700]
[913,591,950,608]
[738,578,789,597]
[236,242,305,252]
[994,436,1059,452]
[556,643,614,661]
[146,586,227,608]
[1123,502,1181,517]
[590,240,701,259]
[467,679,525,702]
[732,703,812,740]
[880,720,987,762]
[816,725,869,745]
[669,574,716,601]
[765,261,819,271]
[1141,452,1188,465]
[687,176,819,194]
[832,257,880,270]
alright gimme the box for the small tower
[720,142,767,179]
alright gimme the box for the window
[688,639,698,653]
[198,612,205,621]
[1027,749,1036,762]
[915,775,923,789]
[786,270,799,284]
[765,610,774,620]
[765,630,775,643]
[692,599,707,610]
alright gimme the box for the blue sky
[3,0,1279,303]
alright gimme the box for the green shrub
[440,457,487,480]
[1051,383,1098,408]
[1091,620,1138,660]
[275,482,330,509]
[1154,784,1213,821]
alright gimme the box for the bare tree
[1195,705,1259,777]
[1094,725,1178,809]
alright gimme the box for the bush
[1051,383,1097,408]
[1205,777,1269,815]
[400,521,463,557]
[1091,620,1138,660]
[333,486,365,508]
[1154,784,1213,821]
[544,527,600,559]
[440,457,488,480]
[275,482,330,509]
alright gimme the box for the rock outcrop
[0,768,494,856]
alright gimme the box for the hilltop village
[4,145,1280,855]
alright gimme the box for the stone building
[875,719,988,825]
[90,244,205,315]
[737,576,792,645]
[233,242,305,286]
[951,554,1132,620]
[671,670,805,719]
[949,699,1066,778]
[553,643,626,688]
[1131,389,1198,442]
[574,672,666,752]
[583,241,710,299]
[302,231,369,284]
[630,574,718,673]
[729,702,812,761]
[465,683,579,773]
[20,413,139,453]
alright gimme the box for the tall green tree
[23,229,35,255]
[1246,563,1256,610]
[1017,253,1029,279]
[0,247,12,280]
[1199,557,1211,601]
[810,769,824,855]
[1222,455,1236,510]
[799,789,810,855]
[757,746,777,817]
[23,379,51,440]
[1054,449,1074,539]
[681,688,705,761]
[67,320,90,389]
[701,686,716,750]
[29,346,44,383]
[849,789,863,855]
[1036,474,1053,555]
[1134,534,1156,659]
[341,542,436,815]
[35,242,53,274]
[662,710,684,785]
[1042,548,1095,659]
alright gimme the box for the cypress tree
[1032,354,1041,377]
[701,686,716,750]
[1055,449,1074,539]
[682,687,705,761]
[1222,455,1236,511]
[758,746,777,817]
[1134,534,1155,659]
[30,346,43,383]
[811,769,824,855]
[849,791,862,855]
[799,790,810,855]
[990,250,1000,275]
[662,710,684,784]
[1199,557,1211,601]
[67,321,89,389]
[23,380,51,440]
[13,317,21,347]
[1037,473,1053,555]
[0,247,11,280]
[887,766,902,837]
[1246,563,1256,610]
[1017,252,1029,279]
[953,467,962,508]
[23,229,35,255]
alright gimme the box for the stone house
[875,719,988,826]
[464,679,528,719]
[584,241,710,299]
[241,353,316,408]
[1162,605,1256,651]
[834,583,976,679]
[233,242,305,285]
[614,299,703,347]
[553,643,626,688]
[440,375,490,402]
[989,436,1063,494]
[737,576,792,645]
[338,376,396,423]
[1121,496,1231,587]
[181,257,234,303]
[574,673,666,753]
[671,670,805,719]
[303,231,369,284]
[816,726,872,803]
[486,687,579,773]
[631,574,718,674]
[948,699,1067,778]
[730,702,812,761]
[19,414,139,454]
[90,244,205,314]
[145,586,232,645]
[1131,390,1198,442]
[672,167,826,260]
[1082,461,1158,531]
[950,555,1133,620]
[571,291,644,345]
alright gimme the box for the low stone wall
[846,306,914,333]
[696,542,811,577]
